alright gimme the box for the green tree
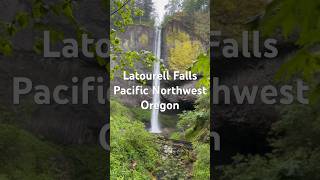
[132,0,155,25]
[164,0,210,42]
[182,0,209,14]
[165,0,183,16]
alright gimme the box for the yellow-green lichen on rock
[139,34,149,47]
[167,30,203,72]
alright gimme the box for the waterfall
[150,28,162,133]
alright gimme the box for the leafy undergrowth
[0,124,65,180]
[0,123,106,180]
[110,100,160,179]
[170,93,211,180]
[64,146,106,180]
[193,143,210,179]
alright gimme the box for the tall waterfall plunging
[150,28,162,133]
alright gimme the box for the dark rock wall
[213,44,297,164]
[0,0,108,144]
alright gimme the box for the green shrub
[0,124,106,180]
[64,146,106,180]
[130,107,151,123]
[110,100,160,179]
[177,93,210,142]
[193,143,210,180]
[0,124,63,180]
[173,93,210,178]
[220,105,320,180]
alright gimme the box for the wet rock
[156,136,195,179]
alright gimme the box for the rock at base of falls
[155,136,195,179]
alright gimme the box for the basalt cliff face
[114,23,209,110]
[213,40,299,164]
[111,25,154,107]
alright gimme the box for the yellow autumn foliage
[167,31,202,72]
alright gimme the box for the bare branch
[110,0,131,16]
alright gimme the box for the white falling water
[150,28,162,133]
